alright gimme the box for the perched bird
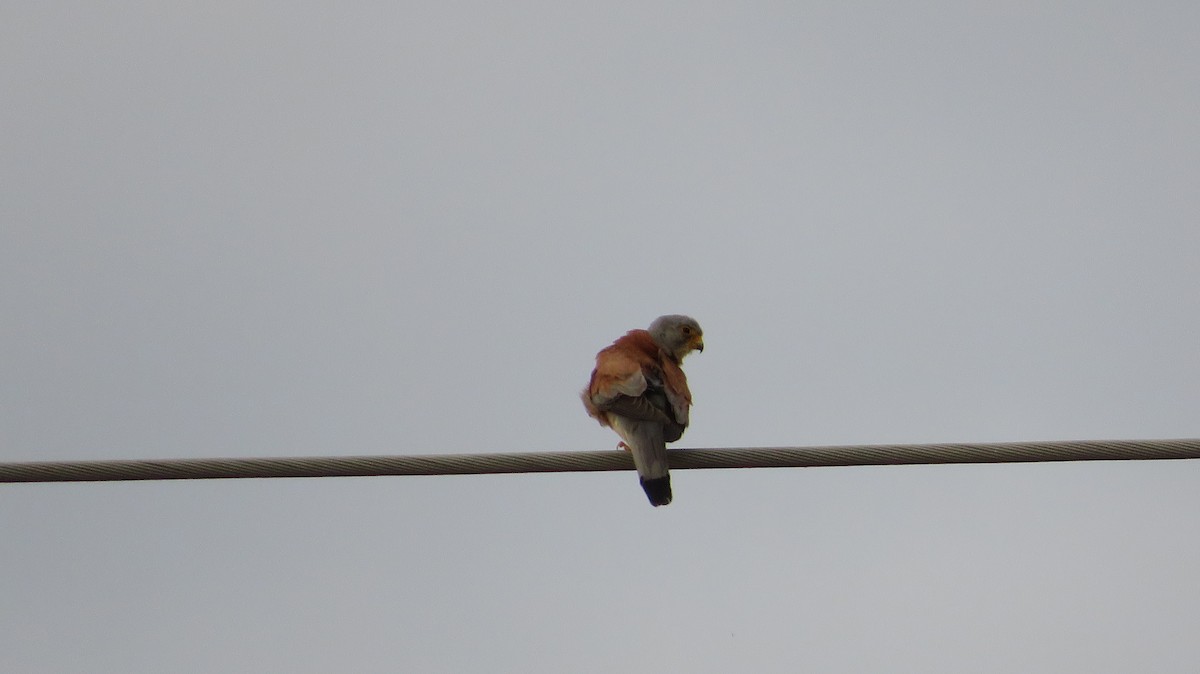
[582,315,704,506]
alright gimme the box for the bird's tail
[611,417,672,507]
[640,475,672,506]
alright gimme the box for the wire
[2,438,1198,484]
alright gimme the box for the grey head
[648,314,704,362]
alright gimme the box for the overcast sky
[3,2,1199,672]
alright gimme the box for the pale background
[3,2,1199,672]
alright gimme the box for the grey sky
[3,2,1198,672]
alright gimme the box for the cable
[2,438,1198,484]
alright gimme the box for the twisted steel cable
[2,438,1198,484]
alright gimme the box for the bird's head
[648,314,704,362]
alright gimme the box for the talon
[617,441,631,452]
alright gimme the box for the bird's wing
[660,358,692,429]
[584,329,690,429]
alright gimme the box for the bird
[582,315,704,506]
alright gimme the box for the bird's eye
[681,326,692,335]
